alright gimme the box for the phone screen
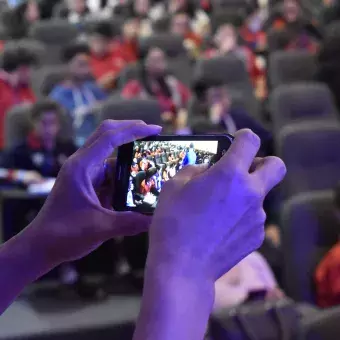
[126,139,219,210]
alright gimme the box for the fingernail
[148,125,163,131]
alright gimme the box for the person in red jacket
[89,22,132,91]
[0,45,37,149]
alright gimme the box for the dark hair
[90,21,114,39]
[61,43,90,63]
[189,142,194,148]
[1,45,37,72]
[139,46,172,99]
[31,100,62,123]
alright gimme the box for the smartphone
[113,134,234,215]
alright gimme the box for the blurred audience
[50,43,108,146]
[122,46,191,129]
[315,183,340,308]
[0,45,37,149]
[6,0,40,39]
[88,22,129,90]
[205,24,264,91]
[58,0,90,23]
[2,100,76,177]
[170,12,202,57]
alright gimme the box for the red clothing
[90,50,126,81]
[240,26,267,51]
[140,178,155,196]
[122,76,191,114]
[0,75,36,149]
[315,242,340,308]
[204,47,263,85]
[185,31,203,48]
[111,39,138,64]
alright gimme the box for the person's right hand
[148,129,286,282]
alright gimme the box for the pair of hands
[26,120,286,284]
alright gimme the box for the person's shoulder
[50,83,72,97]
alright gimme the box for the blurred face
[69,53,91,80]
[89,35,110,56]
[25,1,39,23]
[123,18,140,40]
[145,48,167,77]
[34,111,60,143]
[169,0,187,13]
[134,0,150,16]
[171,14,190,36]
[215,25,237,48]
[283,0,300,22]
[207,86,231,121]
[68,0,86,14]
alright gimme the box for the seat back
[270,82,338,133]
[269,51,317,88]
[138,34,186,58]
[99,98,163,125]
[277,121,340,198]
[281,191,339,303]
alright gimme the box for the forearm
[0,224,52,314]
[134,255,215,340]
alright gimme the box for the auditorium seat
[211,8,246,30]
[270,82,339,134]
[29,20,79,65]
[299,305,340,340]
[5,104,73,149]
[269,51,317,88]
[193,56,261,119]
[31,65,69,97]
[99,98,163,125]
[116,57,193,88]
[138,34,187,58]
[281,190,339,303]
[277,121,340,198]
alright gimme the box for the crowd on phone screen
[128,141,216,207]
[0,0,340,310]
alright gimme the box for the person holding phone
[0,120,285,340]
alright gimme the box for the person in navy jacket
[2,99,76,178]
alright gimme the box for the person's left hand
[25,120,162,267]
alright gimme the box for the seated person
[315,183,340,308]
[214,251,284,312]
[239,8,268,52]
[170,12,202,58]
[204,24,265,94]
[58,0,90,23]
[111,17,139,63]
[0,45,37,149]
[122,46,191,129]
[265,0,322,44]
[5,0,40,39]
[50,43,108,146]
[193,85,272,157]
[2,100,76,178]
[88,22,131,90]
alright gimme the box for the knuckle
[238,129,261,148]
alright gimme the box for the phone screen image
[126,140,219,210]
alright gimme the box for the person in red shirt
[0,45,37,149]
[121,46,191,128]
[111,17,139,64]
[170,12,203,57]
[89,22,130,90]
